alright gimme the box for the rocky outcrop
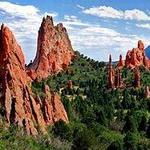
[114,69,124,88]
[27,16,75,80]
[107,55,115,88]
[107,40,150,89]
[67,80,73,89]
[42,85,68,124]
[107,55,124,89]
[133,68,141,88]
[117,55,124,69]
[145,86,150,98]
[125,40,150,69]
[0,24,68,135]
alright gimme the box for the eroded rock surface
[125,40,150,69]
[134,68,141,88]
[0,23,68,135]
[117,55,124,69]
[27,16,75,80]
[107,55,115,88]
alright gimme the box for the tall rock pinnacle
[0,24,68,135]
[117,55,124,69]
[125,40,150,69]
[107,55,115,88]
[134,68,141,88]
[27,15,75,80]
[0,25,39,135]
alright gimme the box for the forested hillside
[1,51,150,149]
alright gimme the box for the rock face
[107,55,124,89]
[42,85,68,124]
[27,16,75,80]
[107,40,150,89]
[114,69,123,88]
[67,80,73,89]
[125,40,150,69]
[107,55,115,88]
[134,68,141,88]
[145,86,150,98]
[0,24,68,135]
[117,55,124,69]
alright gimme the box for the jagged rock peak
[0,25,69,135]
[109,54,112,63]
[27,15,75,80]
[117,54,124,69]
[138,40,144,51]
[107,55,115,88]
[42,15,54,26]
[0,25,38,134]
[0,24,25,69]
[1,23,4,30]
[122,40,150,69]
[134,68,141,88]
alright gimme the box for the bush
[52,120,73,142]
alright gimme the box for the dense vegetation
[1,51,150,149]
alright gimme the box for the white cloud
[124,9,150,21]
[83,6,150,21]
[63,15,91,28]
[0,2,150,62]
[64,15,80,22]
[76,4,85,10]
[136,23,150,29]
[65,19,150,61]
[0,1,57,63]
[83,6,123,19]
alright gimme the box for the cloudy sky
[0,0,150,63]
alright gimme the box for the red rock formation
[67,80,73,89]
[42,85,68,124]
[145,86,150,98]
[134,68,141,88]
[114,69,124,88]
[107,55,115,88]
[108,55,124,89]
[125,40,150,69]
[0,24,68,135]
[138,40,144,51]
[27,16,75,80]
[117,55,124,69]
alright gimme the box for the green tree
[123,132,137,150]
[107,141,123,150]
[72,126,96,150]
[138,115,147,132]
[146,119,150,138]
[123,115,137,132]
[52,120,72,142]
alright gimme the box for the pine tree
[123,114,137,133]
[123,131,137,150]
[138,115,147,132]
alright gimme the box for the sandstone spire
[67,80,73,89]
[145,86,150,98]
[117,55,124,69]
[115,69,123,88]
[0,24,39,135]
[125,40,150,69]
[107,55,115,88]
[138,40,144,51]
[134,68,141,88]
[27,15,75,80]
[0,24,68,135]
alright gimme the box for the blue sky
[0,0,150,63]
